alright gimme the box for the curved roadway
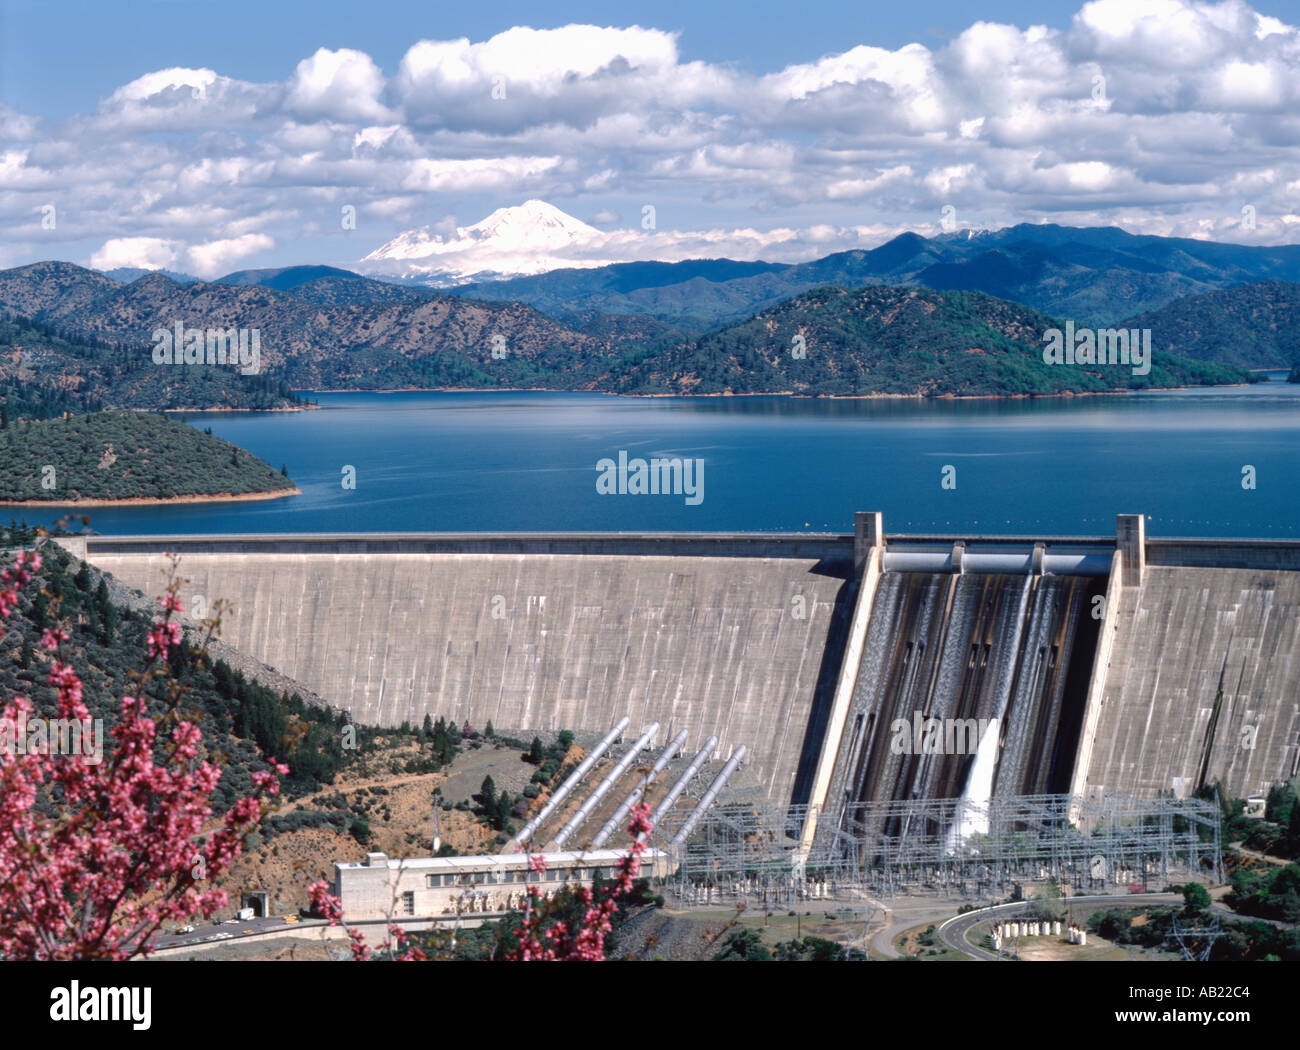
[936,893,1185,960]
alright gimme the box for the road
[153,914,324,950]
[936,893,1186,960]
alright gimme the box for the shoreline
[298,381,1256,401]
[0,486,301,508]
[159,403,320,413]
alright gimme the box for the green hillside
[0,411,298,503]
[0,312,304,413]
[1120,280,1300,370]
[0,258,1269,400]
[608,285,1253,397]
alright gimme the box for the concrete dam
[74,514,1300,828]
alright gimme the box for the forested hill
[0,412,298,503]
[0,313,303,413]
[1120,281,1300,371]
[0,261,1262,401]
[0,261,614,391]
[445,223,1300,332]
[605,285,1253,397]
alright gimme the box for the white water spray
[944,717,999,855]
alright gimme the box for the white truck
[237,907,255,921]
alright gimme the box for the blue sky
[2,0,1299,279]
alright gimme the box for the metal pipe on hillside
[551,722,660,848]
[672,745,747,847]
[591,729,688,848]
[643,736,717,842]
[515,716,630,846]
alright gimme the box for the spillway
[823,570,1105,840]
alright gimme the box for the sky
[2,0,1299,278]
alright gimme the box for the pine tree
[100,603,118,645]
[478,775,496,814]
[430,717,455,767]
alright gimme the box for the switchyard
[645,792,1220,906]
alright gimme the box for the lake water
[15,380,1300,538]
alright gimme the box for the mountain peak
[362,200,606,281]
[462,200,599,246]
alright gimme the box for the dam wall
[1081,559,1300,800]
[78,519,1300,811]
[86,533,857,805]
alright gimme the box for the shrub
[348,816,372,846]
[713,928,772,962]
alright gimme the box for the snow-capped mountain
[361,200,616,284]
[357,199,877,286]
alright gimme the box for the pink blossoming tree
[0,540,285,960]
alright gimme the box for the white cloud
[89,237,178,271]
[395,25,679,101]
[825,165,914,200]
[111,67,218,103]
[6,1,1300,281]
[284,48,392,123]
[401,155,564,193]
[185,233,274,277]
[0,104,38,140]
[392,25,696,132]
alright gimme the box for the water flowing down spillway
[825,571,1105,845]
[944,716,1000,854]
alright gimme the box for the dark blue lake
[16,381,1300,537]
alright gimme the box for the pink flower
[0,542,281,960]
[146,621,183,660]
[40,627,69,651]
